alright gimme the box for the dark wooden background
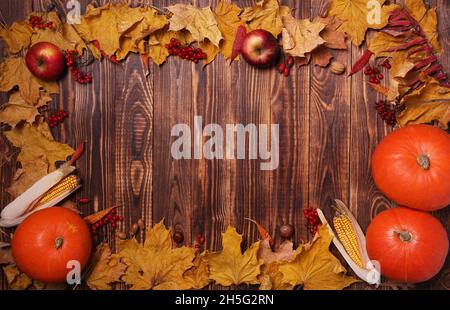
[0,0,449,290]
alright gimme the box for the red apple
[240,29,280,68]
[25,42,66,81]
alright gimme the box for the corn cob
[35,175,80,207]
[333,214,363,268]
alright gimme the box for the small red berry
[278,63,286,73]
[283,67,290,77]
[287,56,294,67]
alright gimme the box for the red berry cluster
[48,110,68,128]
[375,100,397,126]
[364,65,384,84]
[64,50,92,84]
[278,56,294,77]
[303,207,320,235]
[91,210,124,234]
[165,38,207,64]
[379,58,392,69]
[29,15,53,30]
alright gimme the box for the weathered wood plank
[309,1,351,227]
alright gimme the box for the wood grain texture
[0,0,449,290]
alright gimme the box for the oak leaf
[183,253,210,289]
[278,225,358,290]
[281,15,326,58]
[0,58,58,104]
[0,22,33,53]
[4,122,74,173]
[240,0,291,37]
[214,0,245,59]
[167,4,222,47]
[398,78,450,129]
[327,0,398,46]
[116,220,195,290]
[86,243,126,290]
[206,226,263,286]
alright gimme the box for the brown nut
[330,61,346,75]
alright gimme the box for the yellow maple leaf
[183,253,210,289]
[0,21,33,54]
[7,154,48,198]
[278,225,359,290]
[0,57,58,104]
[0,92,51,128]
[258,239,296,290]
[117,220,195,290]
[198,39,220,66]
[149,29,192,65]
[398,78,450,129]
[214,0,245,59]
[116,7,168,61]
[29,12,78,51]
[61,23,86,55]
[3,264,32,290]
[87,243,126,290]
[327,0,397,46]
[76,3,145,56]
[206,226,263,286]
[281,15,326,58]
[4,122,74,173]
[240,0,291,37]
[167,4,222,47]
[405,0,440,52]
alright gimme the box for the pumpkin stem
[394,230,413,242]
[416,154,430,170]
[55,237,64,250]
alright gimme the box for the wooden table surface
[0,0,449,290]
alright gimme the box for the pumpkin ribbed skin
[366,207,448,283]
[12,207,92,283]
[372,124,450,211]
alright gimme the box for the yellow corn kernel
[333,215,363,268]
[36,175,79,206]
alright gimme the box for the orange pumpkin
[372,124,450,211]
[12,207,92,283]
[366,207,448,283]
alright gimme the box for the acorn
[279,224,295,239]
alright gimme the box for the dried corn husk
[317,199,380,285]
[0,144,85,227]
